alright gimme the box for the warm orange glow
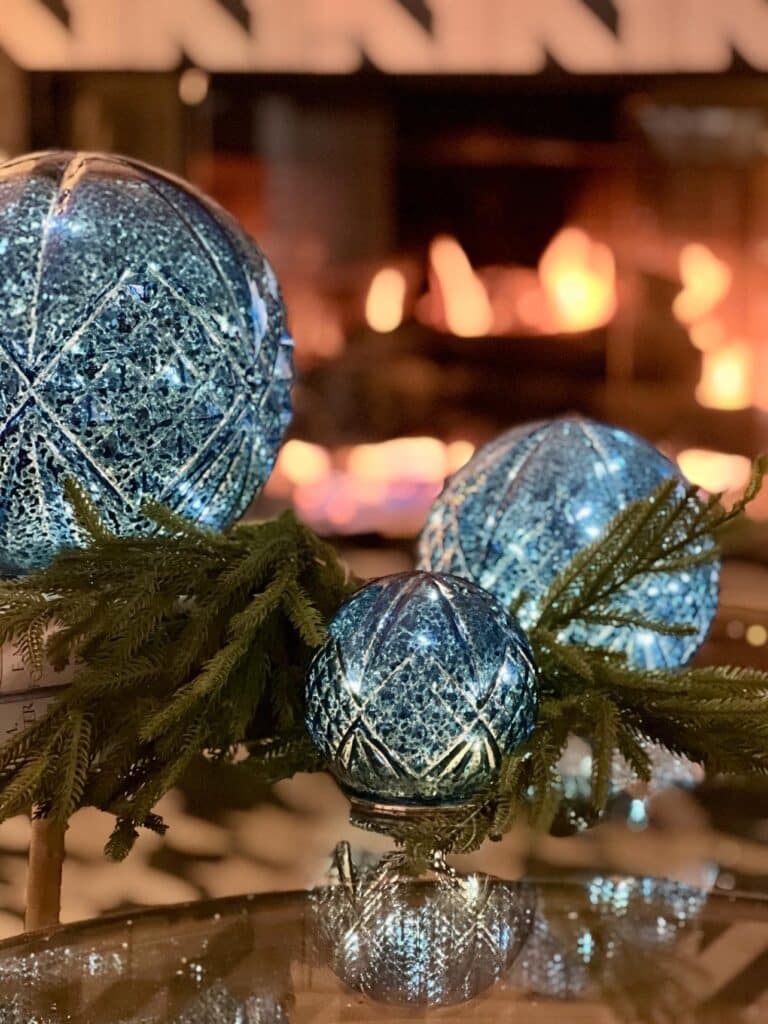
[365,267,407,333]
[348,436,447,484]
[416,227,616,337]
[537,227,617,333]
[429,235,493,337]
[673,243,732,325]
[695,341,752,410]
[283,283,344,363]
[268,436,474,536]
[689,317,725,351]
[446,439,475,474]
[275,440,331,487]
[515,284,550,332]
[677,448,752,493]
[178,67,210,105]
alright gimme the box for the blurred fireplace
[21,63,768,536]
[8,48,768,655]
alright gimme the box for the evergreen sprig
[517,454,768,830]
[0,456,767,860]
[384,456,768,856]
[0,486,355,858]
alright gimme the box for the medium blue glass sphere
[418,416,720,669]
[305,570,538,806]
[0,151,293,574]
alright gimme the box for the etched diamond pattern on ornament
[305,572,538,804]
[419,417,720,669]
[0,151,293,573]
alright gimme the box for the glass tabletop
[2,858,767,1023]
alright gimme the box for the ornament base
[348,794,475,836]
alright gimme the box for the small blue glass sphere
[305,571,538,806]
[0,151,293,573]
[418,417,720,669]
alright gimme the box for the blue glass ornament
[418,416,720,669]
[304,570,538,807]
[0,151,293,574]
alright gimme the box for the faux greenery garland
[0,461,767,860]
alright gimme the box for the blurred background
[1,0,768,939]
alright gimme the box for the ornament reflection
[309,844,535,1007]
[514,874,708,1015]
[0,865,721,1021]
[309,849,709,1018]
[173,983,289,1024]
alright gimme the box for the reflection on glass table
[2,844,767,1023]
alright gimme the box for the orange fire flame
[695,341,752,411]
[673,243,757,411]
[416,227,617,337]
[677,447,752,493]
[688,317,725,352]
[365,267,407,333]
[428,235,494,337]
[536,227,617,333]
[673,243,732,325]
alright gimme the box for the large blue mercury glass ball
[305,571,538,806]
[0,151,293,574]
[418,416,720,669]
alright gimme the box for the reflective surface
[0,151,293,573]
[1,866,765,1022]
[418,416,720,668]
[305,571,538,805]
[513,875,708,1002]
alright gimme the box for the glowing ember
[695,341,752,410]
[348,436,448,485]
[266,436,475,536]
[428,235,494,337]
[276,439,331,487]
[673,243,732,325]
[537,226,617,333]
[689,317,725,352]
[677,448,752,493]
[365,267,407,333]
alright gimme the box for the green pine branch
[2,455,768,862]
[368,456,768,855]
[0,484,355,858]
[537,455,768,634]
